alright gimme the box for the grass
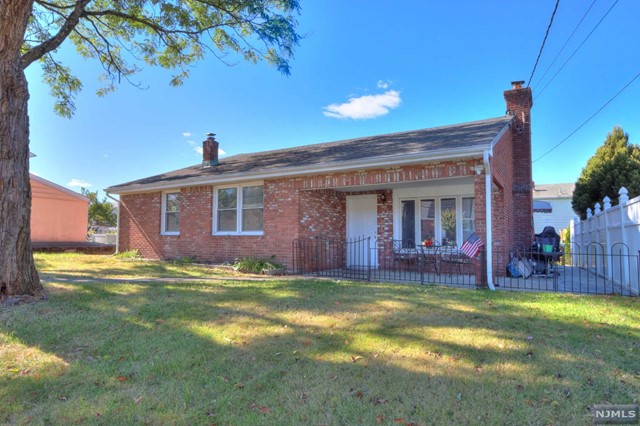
[1,253,639,425]
[34,252,239,280]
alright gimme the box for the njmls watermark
[592,404,638,424]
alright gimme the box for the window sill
[213,231,264,236]
[161,232,180,236]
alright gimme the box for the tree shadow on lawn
[1,277,639,425]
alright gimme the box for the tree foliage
[24,0,301,117]
[81,188,117,226]
[572,126,640,219]
[0,0,301,297]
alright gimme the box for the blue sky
[26,0,640,197]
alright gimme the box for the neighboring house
[31,174,90,243]
[532,183,576,235]
[106,81,534,282]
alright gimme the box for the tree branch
[22,0,91,69]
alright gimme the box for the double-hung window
[161,191,180,235]
[214,183,264,235]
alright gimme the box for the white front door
[346,194,378,268]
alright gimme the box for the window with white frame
[400,196,475,246]
[214,184,264,234]
[161,192,180,235]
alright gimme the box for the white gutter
[106,146,490,195]
[106,193,120,253]
[484,150,495,290]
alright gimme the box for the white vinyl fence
[570,187,640,295]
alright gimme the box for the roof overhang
[106,144,495,195]
[533,200,552,213]
[30,174,91,202]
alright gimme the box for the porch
[292,237,640,296]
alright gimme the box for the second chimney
[202,133,219,167]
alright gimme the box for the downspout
[484,150,495,290]
[106,193,120,253]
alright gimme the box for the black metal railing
[292,237,483,287]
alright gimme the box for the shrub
[113,249,142,260]
[233,256,284,274]
[172,256,197,265]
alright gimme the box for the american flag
[460,232,484,258]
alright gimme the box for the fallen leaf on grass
[371,397,388,405]
[356,391,364,399]
[234,383,244,389]
[249,403,270,414]
[587,377,593,386]
[154,319,165,324]
[134,397,143,404]
[116,376,128,382]
[376,415,385,423]
[395,418,405,424]
[351,356,363,363]
[117,356,126,362]
[58,396,67,401]
[20,369,31,375]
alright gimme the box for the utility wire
[532,0,598,90]
[527,0,561,87]
[533,69,640,163]
[535,0,619,99]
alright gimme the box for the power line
[533,69,640,163]
[532,0,598,90]
[527,0,561,87]
[535,0,619,99]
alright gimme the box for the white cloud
[377,80,390,89]
[194,146,203,155]
[323,90,401,120]
[68,179,92,187]
[183,132,191,137]
[31,171,40,176]
[218,148,226,156]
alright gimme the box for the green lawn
[1,253,639,425]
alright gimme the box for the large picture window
[214,184,264,235]
[161,192,180,235]
[400,196,475,246]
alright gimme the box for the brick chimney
[504,80,534,247]
[202,133,219,167]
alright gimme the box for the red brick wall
[504,87,534,248]
[118,158,502,270]
[119,192,163,259]
[299,189,345,240]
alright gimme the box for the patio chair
[439,244,471,275]
[392,239,418,269]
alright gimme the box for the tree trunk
[0,0,42,297]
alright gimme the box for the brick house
[106,81,534,284]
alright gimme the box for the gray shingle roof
[107,116,512,193]
[533,183,575,199]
